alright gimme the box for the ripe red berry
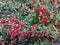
[46,13,50,19]
[57,25,60,29]
[41,33,45,37]
[0,19,5,24]
[35,34,39,38]
[15,18,19,23]
[39,11,43,15]
[10,33,16,39]
[41,14,45,18]
[10,17,15,23]
[54,30,57,32]
[3,24,7,28]
[11,28,19,34]
[19,22,24,27]
[36,8,41,12]
[41,19,47,24]
[41,7,46,11]
[31,33,35,37]
[24,33,30,37]
[52,0,56,2]
[14,24,19,29]
[46,35,51,39]
[9,25,12,28]
[31,25,35,30]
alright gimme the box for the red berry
[54,30,57,32]
[15,18,19,23]
[19,22,24,27]
[31,25,35,30]
[35,34,39,38]
[41,14,45,18]
[46,13,50,19]
[46,35,51,39]
[24,33,30,37]
[36,7,46,12]
[14,24,19,29]
[41,20,47,24]
[52,0,56,2]
[36,8,41,12]
[3,24,7,28]
[0,19,5,24]
[31,33,35,37]
[9,25,12,28]
[10,33,16,39]
[11,28,19,34]
[57,25,60,29]
[41,7,46,11]
[41,33,45,37]
[39,11,43,15]
[10,17,15,23]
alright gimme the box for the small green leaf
[58,29,60,32]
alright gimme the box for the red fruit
[10,33,16,39]
[41,33,45,37]
[14,25,19,29]
[10,17,15,23]
[52,0,56,2]
[11,28,16,31]
[46,35,51,39]
[41,14,45,18]
[31,33,35,37]
[41,7,46,11]
[9,25,12,28]
[15,18,19,23]
[46,13,50,19]
[3,24,7,28]
[36,8,41,12]
[19,22,24,27]
[11,28,19,34]
[39,11,43,15]
[0,20,1,23]
[31,25,35,30]
[36,7,46,13]
[41,20,47,24]
[35,34,39,38]
[24,33,30,37]
[0,19,5,24]
[54,30,57,32]
[57,25,60,29]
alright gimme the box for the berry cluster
[36,7,50,25]
[0,17,53,45]
[0,0,60,45]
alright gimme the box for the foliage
[0,0,60,45]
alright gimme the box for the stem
[53,25,58,33]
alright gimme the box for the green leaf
[34,42,39,45]
[52,33,58,40]
[58,29,60,32]
[40,39,51,45]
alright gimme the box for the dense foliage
[0,0,60,45]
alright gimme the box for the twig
[53,25,58,33]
